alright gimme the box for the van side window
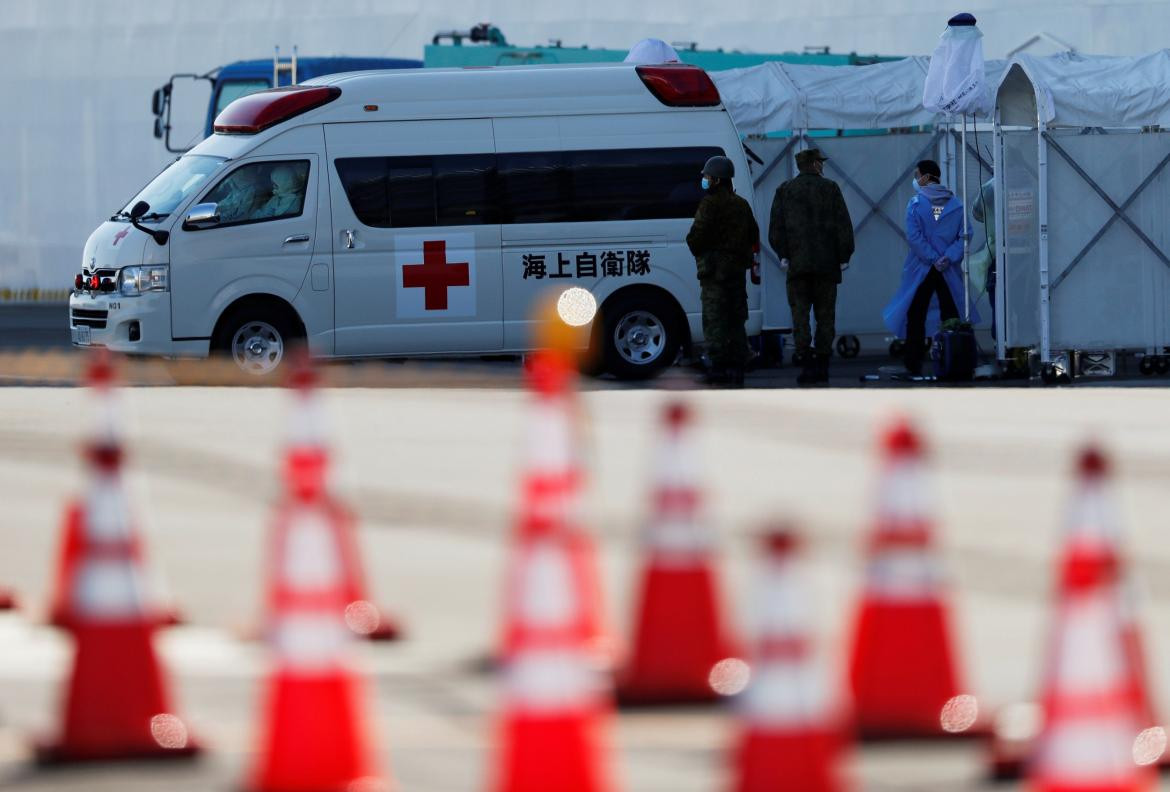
[202,160,310,227]
[333,147,722,229]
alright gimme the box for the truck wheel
[601,292,682,381]
[1139,356,1155,376]
[213,305,303,379]
[836,335,861,359]
[1156,356,1170,375]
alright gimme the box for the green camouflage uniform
[768,170,855,356]
[686,187,759,370]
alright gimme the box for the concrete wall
[3,0,1168,297]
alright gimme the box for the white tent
[993,50,1170,370]
[711,58,1004,352]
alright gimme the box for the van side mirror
[183,203,221,231]
[130,200,150,220]
[129,201,170,246]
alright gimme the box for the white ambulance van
[69,63,760,379]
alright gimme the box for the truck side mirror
[153,117,164,139]
[183,203,221,231]
[152,87,164,116]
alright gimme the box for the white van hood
[81,221,150,274]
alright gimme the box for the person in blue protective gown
[882,159,979,375]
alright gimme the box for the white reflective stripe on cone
[739,659,831,728]
[504,648,602,712]
[84,475,133,543]
[287,392,329,450]
[755,558,810,637]
[526,400,574,474]
[282,510,343,592]
[654,434,699,492]
[73,559,147,619]
[876,463,931,523]
[90,390,122,450]
[644,515,712,565]
[864,549,943,601]
[1054,594,1127,694]
[1035,717,1142,783]
[515,541,577,629]
[1065,486,1121,544]
[274,612,351,670]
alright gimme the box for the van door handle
[342,229,356,249]
[283,234,311,245]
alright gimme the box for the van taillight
[635,65,720,107]
[213,85,342,134]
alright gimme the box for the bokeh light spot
[345,600,381,635]
[556,287,597,328]
[708,657,751,696]
[1133,726,1167,766]
[150,713,189,749]
[940,694,979,733]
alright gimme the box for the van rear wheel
[600,292,682,380]
[212,305,303,379]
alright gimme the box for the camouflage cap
[795,148,830,167]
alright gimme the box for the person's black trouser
[904,266,959,374]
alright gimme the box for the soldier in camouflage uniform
[769,148,855,385]
[686,155,760,387]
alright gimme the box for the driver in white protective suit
[254,166,304,219]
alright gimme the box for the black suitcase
[932,322,977,382]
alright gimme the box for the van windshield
[116,155,225,221]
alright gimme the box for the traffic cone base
[37,622,200,763]
[495,712,611,792]
[248,672,378,792]
[850,601,982,739]
[618,567,735,705]
[733,728,844,792]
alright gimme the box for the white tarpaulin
[623,38,680,64]
[713,57,1007,136]
[999,50,1170,128]
[923,15,993,117]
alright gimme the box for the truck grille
[71,308,108,329]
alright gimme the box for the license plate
[72,326,92,345]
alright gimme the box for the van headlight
[119,265,169,295]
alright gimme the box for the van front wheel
[600,292,682,380]
[212,304,303,379]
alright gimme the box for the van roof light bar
[635,64,720,108]
[213,85,341,134]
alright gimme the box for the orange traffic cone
[1029,447,1157,792]
[847,418,981,740]
[491,502,616,792]
[989,446,1165,783]
[245,360,386,792]
[731,527,847,792]
[37,352,199,763]
[284,358,401,641]
[500,348,611,667]
[617,400,740,705]
[47,355,182,629]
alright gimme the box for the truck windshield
[215,79,270,116]
[117,155,225,220]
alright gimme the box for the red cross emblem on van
[395,236,476,318]
[112,228,130,247]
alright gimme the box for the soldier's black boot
[796,356,818,386]
[699,367,731,386]
[814,353,831,385]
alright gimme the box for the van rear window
[333,147,723,228]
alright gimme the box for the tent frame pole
[961,115,971,321]
[1037,120,1052,365]
[993,109,1007,362]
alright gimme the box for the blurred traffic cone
[283,357,401,641]
[731,528,847,792]
[47,354,182,629]
[500,347,611,667]
[989,446,1165,783]
[1029,447,1157,792]
[617,400,740,705]
[37,352,199,763]
[491,508,616,792]
[847,418,982,740]
[246,360,387,791]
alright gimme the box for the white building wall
[3,0,1169,296]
